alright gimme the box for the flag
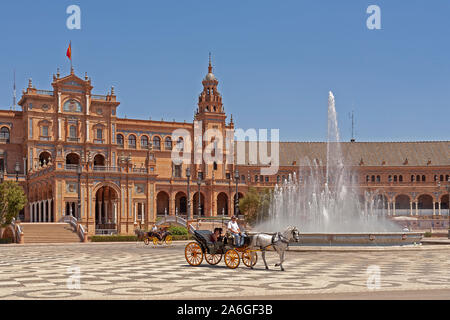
[66,42,72,60]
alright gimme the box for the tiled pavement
[0,242,449,299]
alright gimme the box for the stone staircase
[20,223,82,244]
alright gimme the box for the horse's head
[287,226,300,242]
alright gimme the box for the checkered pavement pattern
[0,243,449,299]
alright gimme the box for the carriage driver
[227,216,244,247]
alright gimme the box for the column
[99,201,103,224]
[43,200,47,222]
[438,201,441,216]
[393,201,396,216]
[387,201,391,216]
[49,199,53,222]
[134,202,137,224]
[86,120,90,142]
[410,202,413,216]
[113,202,117,224]
[38,201,42,222]
[415,201,418,216]
[141,203,144,224]
[105,201,109,223]
[433,202,436,216]
[29,203,33,222]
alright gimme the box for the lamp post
[234,169,239,217]
[186,167,191,221]
[447,178,450,239]
[77,164,82,221]
[197,172,202,217]
[15,162,20,182]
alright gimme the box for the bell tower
[194,55,231,182]
[195,54,225,118]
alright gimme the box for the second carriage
[184,229,258,269]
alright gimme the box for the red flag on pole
[66,42,72,60]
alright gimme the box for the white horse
[248,226,300,271]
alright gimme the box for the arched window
[128,135,136,149]
[411,175,415,182]
[141,136,149,149]
[277,176,280,184]
[255,175,259,182]
[416,175,420,182]
[153,136,161,150]
[117,134,124,147]
[376,175,380,183]
[69,126,77,138]
[422,175,426,182]
[371,175,375,182]
[176,137,184,151]
[213,162,218,171]
[0,127,10,143]
[446,175,449,182]
[366,175,370,182]
[165,137,172,150]
[440,175,444,182]
[399,175,403,182]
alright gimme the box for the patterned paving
[0,243,449,299]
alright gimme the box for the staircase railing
[10,218,24,244]
[62,216,87,242]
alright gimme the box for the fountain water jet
[253,91,418,244]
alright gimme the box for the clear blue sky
[0,0,449,142]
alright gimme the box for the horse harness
[271,232,289,245]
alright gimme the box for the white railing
[10,218,23,244]
[62,216,85,242]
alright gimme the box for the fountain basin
[249,232,423,246]
[295,232,423,246]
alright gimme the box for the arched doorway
[217,192,228,216]
[371,194,388,215]
[66,153,80,168]
[95,186,119,232]
[156,191,170,216]
[418,194,433,216]
[39,152,52,167]
[94,154,105,167]
[193,192,205,217]
[440,194,449,217]
[175,192,187,216]
[395,194,411,216]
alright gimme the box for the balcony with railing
[93,166,119,172]
[67,137,80,143]
[65,164,79,171]
[132,168,148,173]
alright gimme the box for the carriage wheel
[152,237,159,246]
[224,249,240,269]
[205,253,222,265]
[144,238,150,245]
[185,242,203,266]
[242,249,258,268]
[165,235,173,246]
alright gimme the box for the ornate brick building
[0,61,449,235]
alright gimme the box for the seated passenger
[210,228,222,243]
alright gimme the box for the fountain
[253,92,423,246]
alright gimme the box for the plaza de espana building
[0,61,449,236]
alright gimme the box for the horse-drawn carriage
[184,226,300,271]
[184,230,258,269]
[135,226,173,246]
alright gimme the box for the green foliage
[90,235,138,242]
[0,181,27,228]
[0,237,13,244]
[169,226,188,235]
[239,187,272,226]
[424,232,432,238]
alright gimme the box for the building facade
[0,62,449,235]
